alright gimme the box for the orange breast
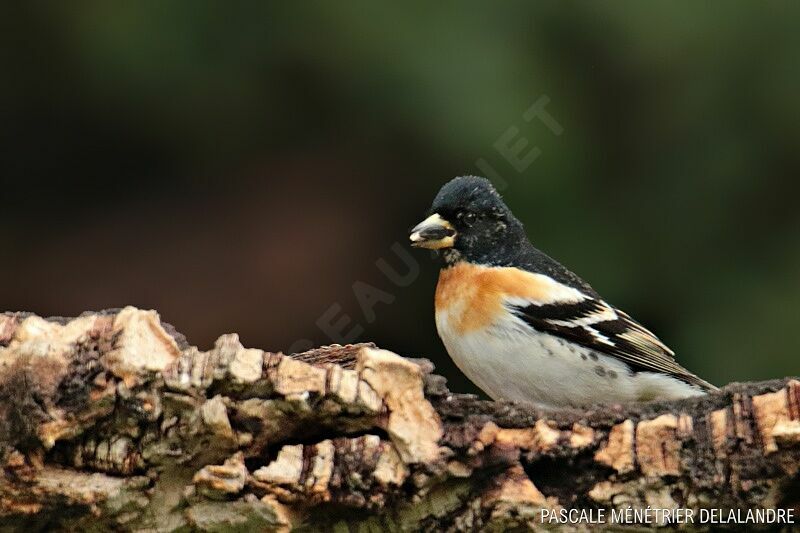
[435,262,562,334]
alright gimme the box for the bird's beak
[409,213,456,249]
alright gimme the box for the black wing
[507,297,717,391]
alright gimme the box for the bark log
[0,307,797,531]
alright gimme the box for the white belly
[435,308,702,407]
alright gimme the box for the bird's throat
[441,248,463,266]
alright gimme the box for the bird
[409,175,717,407]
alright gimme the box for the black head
[410,176,527,265]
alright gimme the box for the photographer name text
[540,507,795,526]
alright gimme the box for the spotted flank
[506,284,717,392]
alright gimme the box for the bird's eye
[462,211,477,226]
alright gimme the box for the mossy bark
[0,308,798,531]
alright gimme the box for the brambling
[410,176,716,407]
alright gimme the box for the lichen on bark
[0,307,798,531]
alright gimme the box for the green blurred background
[2,2,798,395]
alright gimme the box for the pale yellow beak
[409,213,456,249]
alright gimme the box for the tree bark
[0,307,797,531]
